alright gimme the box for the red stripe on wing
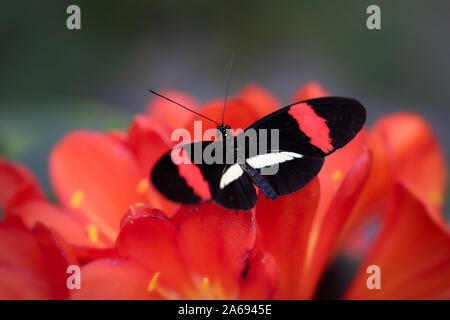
[288,102,333,153]
[172,149,212,200]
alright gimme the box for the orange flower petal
[344,113,447,247]
[312,129,376,259]
[292,81,330,102]
[127,115,172,174]
[301,149,372,298]
[0,158,45,211]
[32,223,78,299]
[170,204,198,225]
[255,178,320,299]
[0,223,76,299]
[118,204,257,299]
[184,99,261,141]
[0,223,46,276]
[9,197,116,262]
[127,116,178,214]
[106,129,128,145]
[50,131,148,243]
[74,247,118,265]
[378,113,447,213]
[71,259,159,300]
[239,251,279,300]
[116,212,191,298]
[345,183,450,299]
[120,204,167,229]
[0,265,52,299]
[7,200,102,247]
[239,84,281,117]
[177,203,257,298]
[317,130,368,215]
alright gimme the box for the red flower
[0,82,448,299]
[70,204,277,299]
[3,123,177,254]
[0,222,77,299]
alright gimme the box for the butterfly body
[151,97,366,210]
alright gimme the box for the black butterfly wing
[151,141,257,210]
[234,96,365,198]
[213,165,258,210]
[251,155,324,197]
[246,96,366,158]
[151,141,216,204]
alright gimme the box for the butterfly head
[217,124,232,141]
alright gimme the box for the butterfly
[150,91,366,211]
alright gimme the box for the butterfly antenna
[221,53,235,125]
[148,89,220,126]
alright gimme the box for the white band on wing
[219,164,244,189]
[219,152,303,189]
[246,152,303,169]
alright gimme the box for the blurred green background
[1,0,449,209]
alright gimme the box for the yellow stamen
[86,224,99,244]
[212,282,229,300]
[156,286,176,300]
[136,179,149,195]
[202,277,210,292]
[147,272,159,292]
[429,189,443,207]
[134,202,145,207]
[332,170,342,181]
[70,189,84,209]
[146,272,179,299]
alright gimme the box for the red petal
[292,81,330,102]
[0,158,44,210]
[127,116,178,214]
[120,204,167,229]
[0,223,46,276]
[184,99,261,141]
[301,149,372,298]
[116,212,190,298]
[239,85,281,117]
[106,129,128,145]
[379,113,447,212]
[255,178,320,299]
[0,266,52,299]
[147,89,199,131]
[14,199,115,262]
[32,223,78,299]
[317,130,368,216]
[239,251,279,299]
[7,200,103,247]
[71,259,159,299]
[127,115,172,174]
[171,204,198,225]
[343,113,447,244]
[345,183,450,299]
[312,130,370,258]
[50,131,148,243]
[338,125,393,242]
[74,247,118,265]
[177,203,257,298]
[0,223,76,299]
